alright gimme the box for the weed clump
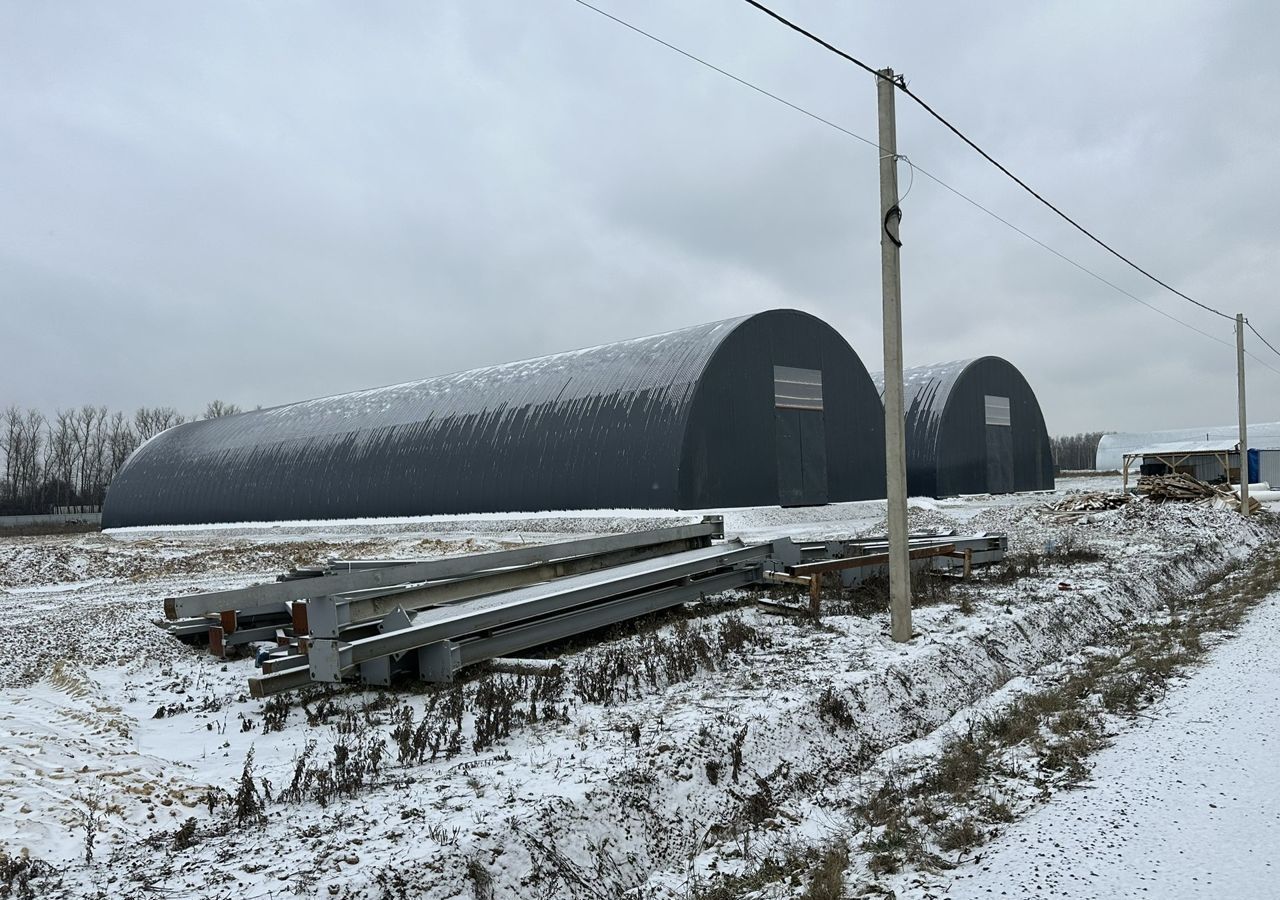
[234,747,264,824]
[260,695,290,733]
[827,569,960,616]
[472,676,524,752]
[801,841,848,900]
[172,817,199,851]
[569,614,768,706]
[989,551,1042,583]
[936,817,984,853]
[816,686,855,730]
[0,851,58,900]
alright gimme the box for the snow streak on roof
[229,315,748,446]
[103,308,889,526]
[104,315,752,526]
[870,358,977,406]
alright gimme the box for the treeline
[1,401,243,515]
[1051,431,1106,471]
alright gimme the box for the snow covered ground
[1,474,1277,898]
[940,590,1280,900]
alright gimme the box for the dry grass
[825,568,968,617]
[800,842,849,900]
[816,685,855,730]
[568,614,768,706]
[689,839,848,900]
[845,541,1280,878]
[0,522,100,537]
[0,851,60,900]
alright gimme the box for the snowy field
[1,474,1278,899]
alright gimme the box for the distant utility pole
[877,67,911,642]
[1237,313,1250,516]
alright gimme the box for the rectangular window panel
[985,394,1011,427]
[774,366,823,411]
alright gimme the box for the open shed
[1123,441,1280,489]
[874,357,1054,497]
[1096,423,1280,471]
[103,309,887,527]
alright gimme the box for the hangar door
[984,394,1013,493]
[774,366,828,506]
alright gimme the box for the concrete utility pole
[877,67,911,642]
[1237,313,1250,516]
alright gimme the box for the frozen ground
[940,590,1280,900]
[101,475,1119,545]
[1,473,1277,898]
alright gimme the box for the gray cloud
[2,0,1277,436]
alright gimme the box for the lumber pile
[1137,473,1263,514]
[1042,491,1133,522]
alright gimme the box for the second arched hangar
[876,357,1054,498]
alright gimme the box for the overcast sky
[3,0,1278,434]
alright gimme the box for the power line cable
[738,0,1237,323]
[568,0,1254,361]
[1246,349,1280,378]
[926,170,1280,379]
[906,165,1236,350]
[570,0,881,151]
[1246,320,1280,361]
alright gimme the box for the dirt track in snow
[941,590,1280,900]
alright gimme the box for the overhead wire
[567,0,1265,366]
[1246,350,1280,378]
[737,0,1237,324]
[1246,321,1280,362]
[569,0,880,151]
[906,165,1236,351]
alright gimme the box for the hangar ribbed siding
[103,309,887,527]
[873,357,1053,497]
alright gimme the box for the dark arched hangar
[103,309,887,526]
[875,357,1053,498]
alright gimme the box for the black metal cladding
[873,357,1053,497]
[103,309,887,527]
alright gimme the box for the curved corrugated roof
[104,316,749,527]
[873,358,978,464]
[236,316,746,444]
[104,309,887,526]
[873,357,1053,496]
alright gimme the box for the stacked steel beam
[156,518,1006,696]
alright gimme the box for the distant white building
[1096,423,1280,471]
[1117,440,1280,489]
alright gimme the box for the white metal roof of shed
[1128,440,1238,457]
[1097,423,1280,469]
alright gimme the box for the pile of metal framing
[157,517,1006,697]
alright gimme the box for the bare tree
[47,410,78,507]
[2,397,248,513]
[74,405,108,501]
[134,406,185,442]
[203,400,242,419]
[1,406,24,507]
[0,404,166,512]
[106,411,139,479]
[1050,431,1107,471]
[18,409,46,506]
[2,406,20,505]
